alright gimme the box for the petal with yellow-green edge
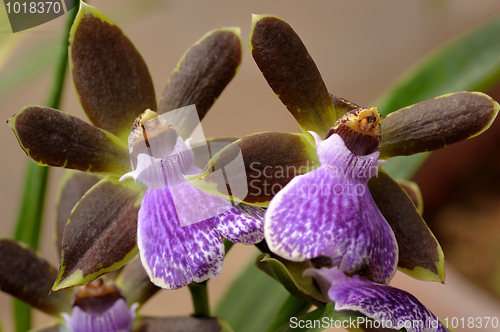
[115,256,159,308]
[256,253,327,306]
[190,137,239,169]
[53,176,144,291]
[250,15,336,139]
[69,1,156,141]
[55,171,102,254]
[8,106,130,176]
[368,170,445,282]
[0,239,73,315]
[188,132,319,206]
[396,179,424,215]
[379,92,500,158]
[158,28,242,139]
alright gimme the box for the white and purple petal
[212,204,265,245]
[305,268,448,332]
[120,136,199,188]
[62,298,138,332]
[138,187,225,290]
[265,133,398,284]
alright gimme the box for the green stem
[188,282,211,317]
[223,239,234,254]
[12,4,78,332]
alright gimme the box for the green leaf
[374,14,500,179]
[215,254,290,332]
[53,176,144,290]
[158,28,243,139]
[11,4,78,331]
[8,106,131,176]
[250,15,336,139]
[265,295,312,332]
[70,1,157,141]
[375,16,500,115]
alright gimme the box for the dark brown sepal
[368,170,445,282]
[8,106,130,176]
[191,132,319,206]
[158,28,242,139]
[53,176,144,290]
[70,3,157,140]
[56,171,102,254]
[0,239,73,315]
[250,15,336,138]
[379,92,500,157]
[327,107,381,155]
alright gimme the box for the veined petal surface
[306,267,448,332]
[265,134,398,284]
[138,187,224,290]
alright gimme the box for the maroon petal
[70,2,156,140]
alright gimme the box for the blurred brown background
[2,0,500,331]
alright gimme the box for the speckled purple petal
[62,298,137,332]
[305,268,447,332]
[265,133,397,284]
[211,204,265,245]
[138,187,225,290]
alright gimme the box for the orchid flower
[265,107,398,284]
[305,266,448,332]
[7,1,261,291]
[0,239,227,332]
[120,109,263,289]
[190,14,500,286]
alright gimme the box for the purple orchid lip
[121,108,264,289]
[305,267,448,332]
[122,107,251,226]
[62,298,138,332]
[62,279,138,332]
[264,132,398,284]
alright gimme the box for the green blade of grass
[215,255,290,332]
[12,4,78,332]
[374,14,500,180]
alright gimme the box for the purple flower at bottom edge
[304,267,448,332]
[121,111,264,290]
[62,299,138,332]
[61,279,139,332]
[264,131,398,285]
